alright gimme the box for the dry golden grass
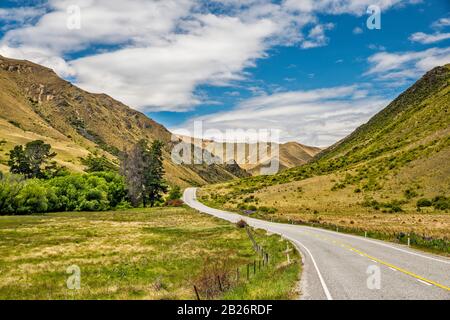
[0,207,299,300]
[0,118,90,172]
[200,148,450,243]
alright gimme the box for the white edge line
[417,279,432,286]
[389,267,397,272]
[187,188,450,265]
[300,225,450,265]
[285,236,333,301]
[185,188,333,300]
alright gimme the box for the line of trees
[0,138,179,215]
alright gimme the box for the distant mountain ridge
[176,135,321,175]
[0,55,247,186]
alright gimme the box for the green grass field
[0,206,300,300]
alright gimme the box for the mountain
[0,55,247,186]
[176,135,321,175]
[200,64,450,242]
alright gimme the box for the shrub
[167,185,182,201]
[0,172,129,215]
[236,219,247,228]
[416,198,432,208]
[15,180,53,214]
[237,203,248,210]
[432,196,450,210]
[404,189,418,199]
[258,206,277,214]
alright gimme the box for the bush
[167,185,182,201]
[417,198,432,208]
[432,196,450,210]
[0,174,25,214]
[404,189,418,199]
[15,180,53,214]
[0,172,129,215]
[236,219,247,228]
[258,206,277,214]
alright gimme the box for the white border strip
[284,236,333,300]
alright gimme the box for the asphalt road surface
[183,187,450,300]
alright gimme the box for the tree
[8,140,57,179]
[121,139,167,207]
[145,140,167,207]
[121,140,148,207]
[81,154,118,172]
[8,145,29,176]
[167,185,182,201]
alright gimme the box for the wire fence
[192,226,271,300]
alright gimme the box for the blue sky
[0,0,449,146]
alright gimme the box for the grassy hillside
[199,65,450,253]
[0,55,246,186]
[0,207,299,299]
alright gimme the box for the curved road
[183,188,450,300]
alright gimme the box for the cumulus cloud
[0,0,418,112]
[0,0,313,111]
[409,15,450,44]
[301,23,334,49]
[172,85,388,147]
[409,32,450,44]
[284,0,407,16]
[366,47,450,83]
[353,27,363,34]
[72,14,278,110]
[431,17,450,29]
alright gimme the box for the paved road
[183,187,450,300]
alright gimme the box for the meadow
[0,206,300,300]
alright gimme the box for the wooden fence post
[247,264,250,280]
[194,285,200,300]
[217,275,223,291]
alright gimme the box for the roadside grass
[0,206,299,300]
[199,150,450,256]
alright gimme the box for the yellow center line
[349,246,450,291]
[302,231,450,291]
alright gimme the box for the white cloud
[0,0,421,113]
[432,17,450,29]
[353,27,363,34]
[284,0,407,16]
[409,32,450,44]
[301,23,334,49]
[0,6,45,22]
[0,0,312,111]
[71,14,278,110]
[173,85,388,147]
[1,0,194,54]
[366,47,450,83]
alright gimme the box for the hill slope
[0,55,246,186]
[200,64,450,245]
